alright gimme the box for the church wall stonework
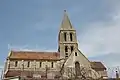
[8,60,58,71]
[64,49,90,68]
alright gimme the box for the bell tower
[58,10,78,59]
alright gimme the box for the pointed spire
[60,10,74,30]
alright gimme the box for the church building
[2,10,107,80]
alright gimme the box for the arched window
[75,62,80,76]
[65,53,68,55]
[65,53,68,58]
[70,33,73,41]
[58,46,60,52]
[65,46,68,52]
[65,55,68,58]
[51,62,54,68]
[40,62,42,68]
[27,61,30,67]
[15,61,18,67]
[75,52,77,56]
[64,32,67,41]
[71,46,74,52]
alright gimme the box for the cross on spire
[60,10,74,30]
[64,10,66,12]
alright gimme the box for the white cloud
[8,44,57,52]
[78,21,120,57]
[16,48,57,52]
[78,3,120,57]
[77,3,120,77]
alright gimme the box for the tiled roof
[91,62,106,70]
[8,50,60,60]
[5,70,22,77]
[5,70,60,78]
[5,70,45,78]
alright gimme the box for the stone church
[2,10,107,80]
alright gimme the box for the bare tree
[45,65,50,79]
[64,66,100,80]
[54,60,65,79]
[56,60,101,80]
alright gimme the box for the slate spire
[60,10,74,30]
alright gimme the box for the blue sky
[0,0,120,77]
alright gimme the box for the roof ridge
[11,50,58,53]
[9,51,60,60]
